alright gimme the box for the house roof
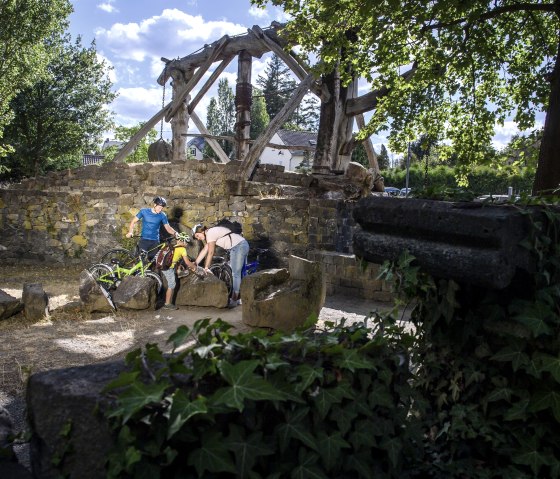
[277,129,317,148]
[187,136,206,151]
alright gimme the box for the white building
[186,129,317,171]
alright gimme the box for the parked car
[384,187,400,196]
[399,188,412,197]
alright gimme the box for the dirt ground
[0,263,397,400]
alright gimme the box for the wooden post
[170,73,191,162]
[235,50,252,162]
[332,79,357,172]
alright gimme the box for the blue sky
[68,0,532,153]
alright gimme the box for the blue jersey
[136,208,169,241]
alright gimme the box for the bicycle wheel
[209,263,233,298]
[99,248,136,267]
[88,263,117,291]
[145,271,163,295]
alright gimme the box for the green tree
[250,87,270,139]
[2,33,115,179]
[351,142,368,167]
[103,123,157,164]
[256,54,296,119]
[0,0,72,159]
[255,0,560,194]
[378,144,390,170]
[205,78,235,158]
[288,95,320,132]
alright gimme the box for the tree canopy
[0,0,72,159]
[1,33,115,179]
[256,0,560,194]
[206,78,236,158]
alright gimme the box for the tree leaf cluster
[103,316,420,478]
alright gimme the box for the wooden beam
[112,109,166,163]
[165,35,230,122]
[189,110,231,164]
[239,73,315,181]
[355,113,380,172]
[248,25,325,101]
[187,54,235,114]
[346,65,417,117]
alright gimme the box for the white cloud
[248,5,269,19]
[97,1,118,13]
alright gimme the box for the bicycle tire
[145,271,163,295]
[88,263,117,291]
[99,248,137,267]
[209,263,233,298]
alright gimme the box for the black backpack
[154,245,175,270]
[215,218,242,235]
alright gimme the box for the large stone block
[22,283,49,321]
[352,197,546,289]
[241,255,326,332]
[0,290,23,320]
[175,269,228,308]
[27,361,126,479]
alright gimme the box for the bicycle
[209,248,268,298]
[89,240,172,294]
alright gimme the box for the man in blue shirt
[126,196,179,259]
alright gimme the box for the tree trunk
[533,33,560,195]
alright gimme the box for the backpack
[154,245,175,271]
[215,218,243,235]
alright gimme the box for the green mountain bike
[88,248,163,294]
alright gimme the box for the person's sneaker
[237,299,242,305]
[228,298,238,308]
[163,303,178,310]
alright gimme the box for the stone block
[27,361,126,479]
[0,290,23,321]
[175,270,229,308]
[241,256,325,332]
[22,283,49,321]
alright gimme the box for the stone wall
[0,159,391,299]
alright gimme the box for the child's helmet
[176,232,190,243]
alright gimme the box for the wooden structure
[113,22,415,185]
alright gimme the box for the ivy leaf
[316,431,350,471]
[504,399,530,421]
[528,390,560,421]
[314,382,354,419]
[537,353,560,382]
[380,436,402,468]
[512,446,550,476]
[167,389,207,439]
[349,420,378,450]
[103,371,140,393]
[108,381,168,423]
[490,346,529,371]
[485,387,513,403]
[334,349,377,372]
[511,302,552,337]
[193,343,222,358]
[293,364,324,394]
[224,424,275,477]
[290,450,328,479]
[188,431,236,476]
[275,407,317,452]
[329,404,357,436]
[166,325,191,351]
[213,359,288,411]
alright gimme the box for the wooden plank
[112,109,165,163]
[236,50,252,161]
[239,73,315,180]
[165,35,230,122]
[157,23,286,84]
[189,110,231,163]
[187,54,235,114]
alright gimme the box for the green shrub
[103,316,422,478]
